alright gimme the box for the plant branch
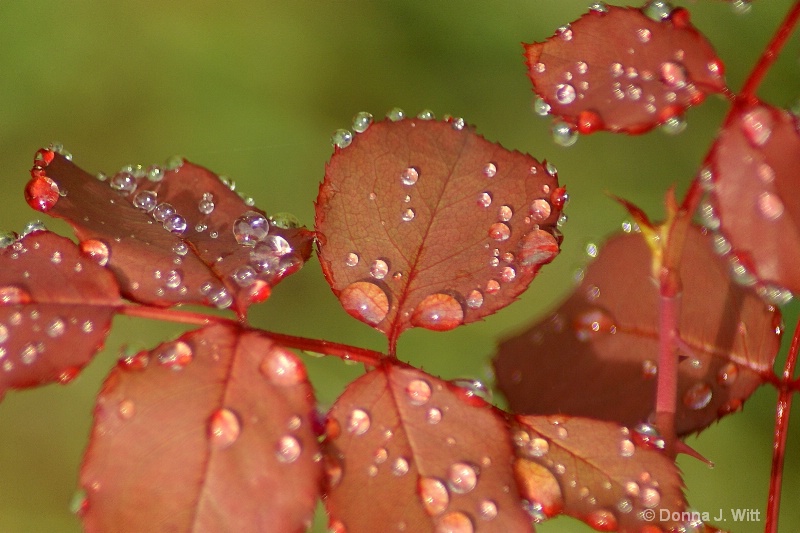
[262,331,385,366]
[118,305,229,327]
[740,1,800,99]
[765,316,800,533]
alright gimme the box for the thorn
[675,440,714,467]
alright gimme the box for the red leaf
[525,6,726,134]
[323,363,532,532]
[707,101,800,299]
[494,226,781,435]
[0,230,121,399]
[316,117,564,345]
[79,324,320,533]
[512,416,686,531]
[27,151,313,317]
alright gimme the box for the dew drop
[370,259,389,280]
[757,192,784,221]
[589,2,609,14]
[661,115,687,135]
[233,211,269,245]
[347,408,371,436]
[352,111,373,133]
[498,205,513,222]
[109,172,137,194]
[417,109,435,120]
[483,163,497,178]
[156,340,193,370]
[339,281,389,325]
[533,97,551,116]
[556,24,572,41]
[485,279,500,294]
[47,318,66,338]
[552,122,578,147]
[401,208,416,222]
[392,457,410,476]
[419,477,449,516]
[586,509,618,531]
[683,382,712,410]
[401,167,419,186]
[197,193,215,215]
[529,199,552,223]
[524,437,549,458]
[262,347,306,386]
[466,289,483,309]
[344,252,359,267]
[477,192,492,208]
[717,362,738,386]
[436,511,473,533]
[411,293,464,331]
[447,462,478,494]
[518,229,559,267]
[331,129,353,149]
[325,455,343,488]
[276,435,302,463]
[0,286,32,306]
[642,359,658,379]
[208,408,241,449]
[636,28,652,43]
[554,84,576,105]
[387,107,406,121]
[488,222,510,242]
[619,439,635,457]
[741,107,773,146]
[640,487,661,508]
[132,190,158,212]
[660,61,687,89]
[152,203,175,222]
[573,308,616,341]
[427,408,443,424]
[406,379,432,406]
[173,242,189,256]
[478,500,497,521]
[25,176,60,212]
[232,265,257,287]
[644,0,673,21]
[79,239,110,266]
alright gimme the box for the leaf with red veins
[323,363,532,533]
[0,230,121,399]
[525,6,726,134]
[26,151,313,317]
[80,324,320,533]
[494,226,781,436]
[707,101,800,299]
[512,416,686,532]
[316,117,564,345]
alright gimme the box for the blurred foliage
[0,1,798,532]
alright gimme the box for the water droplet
[573,308,616,341]
[419,477,449,516]
[352,111,373,133]
[132,190,158,212]
[152,203,175,223]
[233,211,269,245]
[209,408,241,449]
[276,435,302,463]
[387,107,406,121]
[485,279,500,294]
[554,84,576,105]
[406,379,432,406]
[477,192,492,208]
[427,408,443,424]
[660,61,687,89]
[642,360,658,379]
[488,222,510,242]
[369,259,389,280]
[339,281,389,325]
[644,0,673,21]
[524,437,549,458]
[636,28,652,43]
[261,347,306,386]
[477,500,497,521]
[392,457,410,476]
[173,242,189,256]
[757,192,784,221]
[109,172,137,194]
[586,509,618,531]
[347,408,371,436]
[683,382,712,410]
[466,289,483,309]
[374,447,388,464]
[229,265,256,288]
[498,205,513,222]
[518,229,559,267]
[156,340,193,370]
[46,317,66,338]
[533,97,551,116]
[401,208,416,222]
[331,129,353,149]
[198,193,215,215]
[25,176,60,212]
[552,122,578,146]
[619,439,635,457]
[401,167,419,186]
[661,114,687,135]
[527,199,552,224]
[641,487,661,508]
[556,24,573,41]
[483,163,497,178]
[448,462,478,494]
[436,511,473,533]
[0,286,32,306]
[417,109,435,120]
[741,107,773,146]
[731,0,752,15]
[589,2,609,14]
[325,455,343,488]
[76,239,110,266]
[411,293,464,331]
[717,362,738,386]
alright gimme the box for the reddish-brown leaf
[525,6,726,134]
[316,117,564,345]
[0,230,121,399]
[707,101,800,299]
[27,150,313,317]
[494,226,781,436]
[512,415,686,531]
[323,363,532,533]
[79,324,321,533]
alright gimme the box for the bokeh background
[1,1,798,532]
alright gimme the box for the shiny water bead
[392,457,410,476]
[152,203,175,222]
[173,242,189,256]
[133,190,158,211]
[660,115,687,135]
[79,239,110,266]
[163,214,187,234]
[146,165,165,182]
[157,341,194,370]
[477,192,492,208]
[345,252,359,267]
[500,266,516,282]
[554,84,576,105]
[485,280,500,294]
[207,285,233,309]
[232,265,257,287]
[401,208,416,222]
[352,111,373,133]
[466,289,483,309]
[529,199,552,223]
[417,109,435,120]
[447,462,478,494]
[660,61,687,89]
[21,221,45,236]
[401,167,419,186]
[552,122,578,146]
[276,435,302,463]
[331,129,353,149]
[347,408,371,435]
[586,510,618,531]
[488,223,510,242]
[164,270,182,289]
[233,211,269,245]
[261,347,306,386]
[406,379,432,406]
[109,172,137,194]
[518,229,559,267]
[197,193,215,215]
[219,176,236,191]
[208,408,241,449]
[339,281,389,325]
[450,116,465,130]
[387,107,406,121]
[269,212,301,229]
[427,407,443,424]
[644,0,673,21]
[25,176,60,212]
[683,382,712,410]
[419,477,449,516]
[370,259,389,280]
[483,162,497,178]
[757,192,784,221]
[498,205,513,222]
[731,0,752,14]
[545,162,557,176]
[411,293,464,331]
[589,2,609,13]
[533,97,551,117]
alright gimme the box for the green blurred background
[0,1,798,531]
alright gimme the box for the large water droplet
[133,190,158,212]
[233,211,269,245]
[447,462,478,494]
[524,437,549,458]
[370,259,389,280]
[552,122,578,147]
[276,435,302,463]
[644,0,673,21]
[156,340,193,370]
[466,290,483,309]
[110,172,137,194]
[483,163,497,178]
[488,222,510,242]
[476,192,492,208]
[401,208,416,222]
[518,229,559,267]
[529,199,552,223]
[401,167,419,186]
[0,286,30,306]
[757,192,784,221]
[427,408,443,424]
[25,176,60,212]
[683,382,712,410]
[392,457,410,476]
[411,293,464,331]
[533,97,551,116]
[198,193,215,215]
[387,107,406,121]
[419,477,449,516]
[436,511,474,533]
[619,439,635,458]
[331,129,353,149]
[352,111,373,133]
[554,84,576,105]
[640,487,661,508]
[660,61,687,89]
[347,408,371,435]
[261,347,306,386]
[339,281,389,325]
[406,379,432,406]
[741,107,773,146]
[478,500,497,521]
[79,239,110,266]
[208,408,241,449]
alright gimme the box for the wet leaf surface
[27,151,314,317]
[323,363,531,533]
[708,101,800,298]
[526,6,726,134]
[512,415,686,531]
[316,117,564,345]
[494,226,781,436]
[79,323,321,533]
[0,230,121,399]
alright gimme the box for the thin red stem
[655,292,680,454]
[765,316,800,533]
[740,1,800,99]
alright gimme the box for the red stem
[655,292,680,454]
[118,304,384,365]
[740,1,800,100]
[765,316,800,533]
